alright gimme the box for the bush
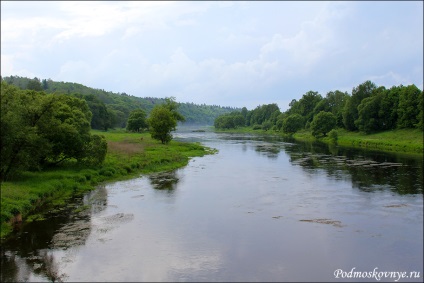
[282,114,304,134]
[328,129,338,144]
[311,111,336,138]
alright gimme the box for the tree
[343,80,376,131]
[37,94,93,164]
[80,134,108,166]
[79,94,112,131]
[311,111,336,137]
[262,120,273,131]
[355,94,382,133]
[297,91,323,123]
[282,114,304,134]
[1,82,46,179]
[417,89,423,131]
[355,87,387,133]
[147,97,184,144]
[126,109,147,132]
[397,85,422,129]
[320,90,349,128]
[0,81,106,180]
[27,77,43,91]
[248,103,280,126]
[164,96,185,123]
[42,79,49,90]
[147,106,177,144]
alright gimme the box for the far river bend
[1,128,423,282]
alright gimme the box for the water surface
[1,130,423,282]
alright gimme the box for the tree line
[2,76,238,130]
[214,80,423,137]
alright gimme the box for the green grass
[214,126,423,155]
[293,128,423,155]
[1,129,216,239]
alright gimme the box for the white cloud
[1,1,422,109]
[57,60,92,83]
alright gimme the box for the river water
[1,129,423,282]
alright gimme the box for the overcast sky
[1,1,423,110]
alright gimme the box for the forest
[2,76,239,129]
[214,80,423,137]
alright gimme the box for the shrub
[311,111,337,137]
[328,129,338,144]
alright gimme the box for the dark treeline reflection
[149,170,180,191]
[243,135,423,195]
[1,186,109,282]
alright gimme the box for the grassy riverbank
[1,129,216,239]
[294,128,423,155]
[215,127,423,155]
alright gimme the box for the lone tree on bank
[147,97,185,144]
[126,109,147,132]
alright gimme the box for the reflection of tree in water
[149,170,180,191]
[254,143,281,159]
[1,186,109,282]
[286,141,423,195]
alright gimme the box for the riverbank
[1,129,216,239]
[294,128,423,155]
[215,127,423,155]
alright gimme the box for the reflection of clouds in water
[55,176,224,282]
[61,216,224,281]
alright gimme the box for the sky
[1,1,423,111]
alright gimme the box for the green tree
[38,94,93,164]
[0,82,48,179]
[147,106,177,144]
[397,85,422,129]
[343,80,376,131]
[77,93,112,131]
[282,114,304,134]
[262,120,273,131]
[80,134,108,166]
[417,89,423,130]
[27,77,43,91]
[311,111,336,137]
[355,87,387,133]
[126,109,148,132]
[0,81,106,180]
[297,91,323,123]
[164,96,185,123]
[249,103,280,126]
[42,79,49,90]
[314,90,348,128]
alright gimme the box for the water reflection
[1,131,422,282]
[254,143,281,159]
[285,142,423,195]
[219,133,422,195]
[148,170,180,191]
[1,186,109,282]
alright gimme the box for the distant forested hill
[2,76,239,128]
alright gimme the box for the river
[1,129,423,282]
